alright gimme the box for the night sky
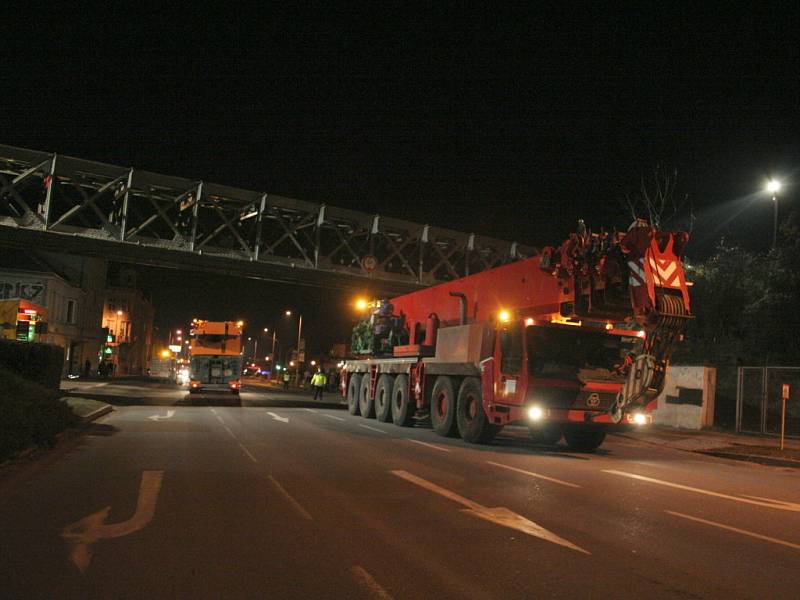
[4,6,799,354]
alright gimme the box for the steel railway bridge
[0,144,535,293]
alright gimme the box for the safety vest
[312,373,327,386]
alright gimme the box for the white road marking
[268,475,312,520]
[210,407,218,414]
[61,470,164,572]
[406,439,451,452]
[215,416,258,463]
[237,442,258,463]
[304,408,319,413]
[267,411,289,423]
[487,461,581,488]
[604,470,800,512]
[350,565,394,600]
[359,424,388,434]
[391,470,588,554]
[148,409,175,421]
[667,510,800,551]
[323,414,346,422]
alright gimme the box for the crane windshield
[526,325,642,383]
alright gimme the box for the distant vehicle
[188,320,244,395]
[150,357,176,382]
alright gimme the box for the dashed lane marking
[269,475,312,520]
[323,414,346,422]
[406,439,451,452]
[604,470,800,512]
[304,408,319,413]
[350,565,394,600]
[487,461,581,488]
[391,470,588,554]
[214,411,258,463]
[359,424,388,434]
[667,510,800,551]
[237,442,258,463]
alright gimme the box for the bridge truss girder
[0,144,536,290]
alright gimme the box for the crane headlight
[527,406,545,421]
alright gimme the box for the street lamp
[767,179,781,249]
[285,310,303,384]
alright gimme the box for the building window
[66,299,77,324]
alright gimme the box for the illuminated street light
[285,310,292,316]
[355,298,368,311]
[116,310,123,316]
[176,329,182,335]
[310,360,316,366]
[498,310,511,322]
[767,179,782,249]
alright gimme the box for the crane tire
[529,424,563,446]
[347,373,362,415]
[374,374,394,422]
[563,428,606,453]
[359,372,375,418]
[430,376,459,437]
[391,374,414,427]
[456,377,498,444]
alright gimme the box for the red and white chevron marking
[648,257,681,287]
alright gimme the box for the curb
[77,404,113,423]
[696,450,800,469]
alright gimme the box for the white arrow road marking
[267,411,289,423]
[487,461,581,488]
[148,410,175,421]
[61,470,164,572]
[666,511,800,551]
[391,470,589,554]
[604,470,800,512]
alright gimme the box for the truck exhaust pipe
[449,291,467,325]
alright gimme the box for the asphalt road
[2,379,799,599]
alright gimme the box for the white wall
[651,366,717,430]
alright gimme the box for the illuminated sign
[168,344,182,353]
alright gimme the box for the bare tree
[622,165,693,232]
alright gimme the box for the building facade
[0,250,106,375]
[101,271,154,376]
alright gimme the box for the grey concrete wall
[652,366,716,430]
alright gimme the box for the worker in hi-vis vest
[310,368,327,400]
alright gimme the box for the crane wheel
[391,374,414,427]
[375,374,394,422]
[456,377,498,444]
[347,374,362,415]
[358,373,375,418]
[529,424,563,446]
[430,376,459,437]
[563,428,606,453]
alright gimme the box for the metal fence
[736,366,800,438]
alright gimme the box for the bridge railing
[0,144,535,286]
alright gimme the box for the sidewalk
[617,425,800,467]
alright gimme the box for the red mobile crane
[341,220,691,452]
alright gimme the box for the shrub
[0,339,64,390]
[0,365,76,461]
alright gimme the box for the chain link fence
[737,366,800,438]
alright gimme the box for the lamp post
[285,310,303,384]
[767,179,781,249]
